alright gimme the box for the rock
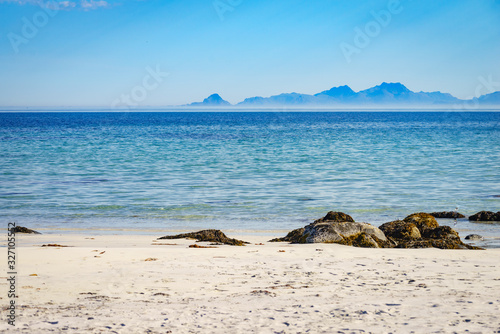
[13,226,41,234]
[269,228,305,242]
[421,226,460,240]
[269,211,386,247]
[383,215,483,250]
[158,230,248,246]
[465,234,484,241]
[379,220,421,240]
[273,222,388,248]
[403,213,439,234]
[468,211,500,221]
[314,211,355,223]
[303,221,387,245]
[270,211,365,245]
[336,232,388,248]
[429,211,465,219]
[386,221,482,250]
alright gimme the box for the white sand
[1,233,500,333]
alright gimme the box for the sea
[1,111,499,247]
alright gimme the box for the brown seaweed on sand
[41,244,71,247]
[189,244,218,249]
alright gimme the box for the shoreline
[4,221,499,249]
[1,233,500,333]
[1,227,293,238]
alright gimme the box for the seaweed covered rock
[386,215,482,250]
[429,211,465,219]
[468,211,500,221]
[314,211,355,223]
[421,226,460,240]
[12,226,41,234]
[403,213,439,234]
[379,220,421,240]
[336,232,390,248]
[158,230,248,246]
[269,228,305,243]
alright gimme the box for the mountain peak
[376,82,410,93]
[315,85,356,98]
[477,91,500,104]
[189,93,231,106]
[358,82,412,101]
[203,94,230,105]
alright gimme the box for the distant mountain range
[186,82,500,107]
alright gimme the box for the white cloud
[58,1,77,8]
[0,0,112,10]
[80,0,109,10]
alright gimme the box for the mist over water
[1,111,499,243]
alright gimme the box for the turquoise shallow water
[1,111,499,245]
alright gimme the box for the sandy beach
[1,233,500,333]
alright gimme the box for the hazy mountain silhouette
[238,93,317,106]
[355,82,460,104]
[187,83,499,107]
[237,82,463,106]
[475,91,500,104]
[189,94,231,106]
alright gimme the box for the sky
[0,0,499,107]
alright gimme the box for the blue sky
[0,0,499,107]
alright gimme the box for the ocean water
[1,111,499,245]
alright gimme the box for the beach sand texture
[1,234,500,333]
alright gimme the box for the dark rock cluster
[468,211,500,221]
[158,229,249,246]
[382,213,476,249]
[270,211,482,250]
[429,211,465,219]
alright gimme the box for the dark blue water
[1,111,499,244]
